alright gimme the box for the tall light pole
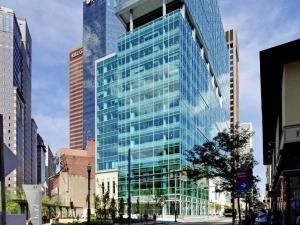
[127,148,131,225]
[0,114,6,225]
[170,170,177,222]
[87,164,92,225]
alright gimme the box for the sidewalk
[44,216,228,225]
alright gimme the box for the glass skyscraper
[95,0,229,216]
[83,0,124,146]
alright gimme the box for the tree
[109,198,117,224]
[243,179,260,220]
[102,191,110,222]
[185,125,259,225]
[118,198,125,225]
[94,195,101,219]
[135,198,140,215]
[94,192,110,222]
[153,194,163,215]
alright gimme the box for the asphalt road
[166,216,232,225]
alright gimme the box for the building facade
[225,28,239,128]
[37,133,46,185]
[240,122,253,153]
[208,180,231,215]
[31,119,38,184]
[82,0,124,146]
[69,47,84,149]
[260,39,300,225]
[0,7,34,189]
[51,140,95,215]
[44,144,55,195]
[96,0,229,216]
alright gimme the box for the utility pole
[127,148,131,225]
[174,170,177,222]
[86,164,92,225]
[0,114,6,225]
[170,170,177,222]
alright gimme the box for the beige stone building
[51,140,95,216]
[226,28,239,128]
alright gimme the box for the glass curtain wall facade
[96,0,229,216]
[83,0,124,146]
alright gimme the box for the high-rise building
[226,28,239,128]
[31,119,38,184]
[0,6,34,189]
[69,47,84,149]
[37,134,46,185]
[82,0,124,146]
[240,122,253,153]
[95,0,229,216]
[18,17,33,185]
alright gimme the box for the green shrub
[7,202,20,214]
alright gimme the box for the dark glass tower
[83,0,124,146]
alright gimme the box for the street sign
[23,185,42,225]
[236,166,252,193]
[4,145,19,177]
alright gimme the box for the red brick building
[69,47,84,149]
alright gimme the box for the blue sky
[2,0,300,194]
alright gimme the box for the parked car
[223,208,236,217]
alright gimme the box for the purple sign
[236,167,252,193]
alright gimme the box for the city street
[44,217,233,225]
[163,216,232,225]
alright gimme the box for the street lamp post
[170,170,177,222]
[127,148,131,225]
[174,170,177,222]
[87,164,92,225]
[0,114,6,225]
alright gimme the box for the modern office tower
[0,7,33,189]
[69,47,84,149]
[95,0,229,216]
[37,134,46,185]
[82,0,124,146]
[31,119,38,184]
[226,28,239,128]
[18,18,33,185]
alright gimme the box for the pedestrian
[26,218,33,225]
[296,212,300,224]
[256,209,268,225]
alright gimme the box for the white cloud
[34,114,69,153]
